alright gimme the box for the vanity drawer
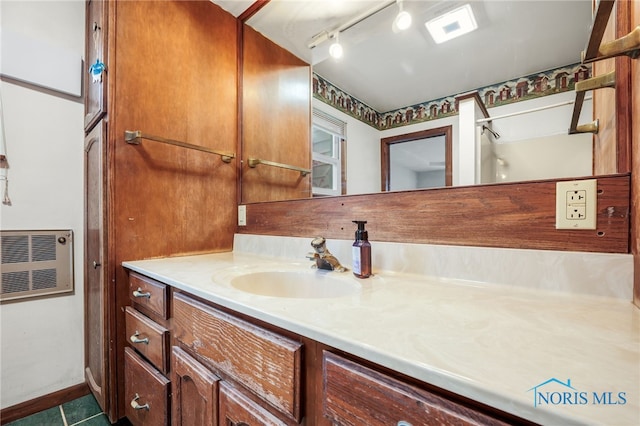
[124,347,170,426]
[323,351,509,426]
[125,306,169,373]
[173,292,303,422]
[129,272,168,319]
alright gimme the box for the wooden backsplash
[239,174,630,254]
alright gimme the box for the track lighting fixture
[308,0,413,59]
[329,32,343,59]
[392,0,412,33]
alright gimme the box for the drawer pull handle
[131,394,149,411]
[397,422,413,426]
[130,331,149,345]
[133,287,151,299]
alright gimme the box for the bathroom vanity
[121,236,639,426]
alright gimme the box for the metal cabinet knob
[92,260,101,269]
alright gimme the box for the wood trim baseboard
[0,382,89,425]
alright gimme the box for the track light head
[392,0,412,33]
[329,32,343,59]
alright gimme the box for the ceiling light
[425,4,477,44]
[329,32,343,59]
[392,0,412,33]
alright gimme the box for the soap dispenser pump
[352,220,371,278]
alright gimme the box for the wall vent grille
[1,230,74,302]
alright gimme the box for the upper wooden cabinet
[84,0,108,132]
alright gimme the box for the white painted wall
[0,0,85,409]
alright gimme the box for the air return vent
[1,230,73,302]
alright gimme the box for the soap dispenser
[352,220,371,278]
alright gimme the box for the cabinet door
[323,352,509,426]
[84,0,107,131]
[219,382,292,426]
[172,346,220,426]
[84,120,109,414]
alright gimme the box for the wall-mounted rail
[569,0,613,135]
[247,157,311,177]
[583,26,640,63]
[569,0,639,135]
[124,130,235,163]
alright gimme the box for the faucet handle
[310,236,326,250]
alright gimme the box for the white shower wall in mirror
[481,133,592,184]
[477,92,594,184]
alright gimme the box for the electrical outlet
[238,205,246,226]
[555,179,597,230]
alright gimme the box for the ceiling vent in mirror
[425,4,478,44]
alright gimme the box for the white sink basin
[230,270,359,299]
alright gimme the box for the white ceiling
[213,0,594,112]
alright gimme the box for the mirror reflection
[232,0,598,200]
[390,137,447,191]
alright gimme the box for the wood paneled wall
[240,175,630,254]
[241,25,311,203]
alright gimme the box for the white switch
[555,179,597,230]
[238,205,246,226]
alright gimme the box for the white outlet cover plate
[555,179,597,230]
[238,205,247,226]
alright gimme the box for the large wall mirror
[215,0,621,203]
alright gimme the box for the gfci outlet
[238,205,247,226]
[555,179,597,230]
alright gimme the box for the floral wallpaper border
[312,62,591,130]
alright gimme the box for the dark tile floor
[5,394,110,426]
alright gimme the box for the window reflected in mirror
[312,110,346,197]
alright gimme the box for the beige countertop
[123,248,639,426]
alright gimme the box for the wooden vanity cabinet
[124,273,172,426]
[323,352,510,426]
[121,270,531,425]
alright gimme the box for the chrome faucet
[307,237,347,272]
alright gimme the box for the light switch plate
[555,179,597,229]
[238,205,246,226]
